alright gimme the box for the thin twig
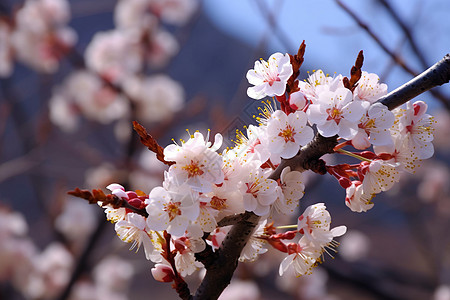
[335,0,450,110]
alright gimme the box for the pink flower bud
[151,264,175,283]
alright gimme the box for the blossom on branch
[246,52,293,100]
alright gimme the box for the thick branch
[377,54,450,110]
[194,212,260,300]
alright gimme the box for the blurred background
[1,0,449,299]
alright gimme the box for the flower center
[164,201,182,221]
[182,160,204,178]
[210,196,228,210]
[278,125,295,143]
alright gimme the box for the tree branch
[377,54,450,110]
[192,54,450,300]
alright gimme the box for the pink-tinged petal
[167,218,188,236]
[247,85,265,100]
[369,129,393,146]
[289,91,307,110]
[112,189,128,199]
[279,254,295,276]
[151,264,174,282]
[244,195,257,212]
[280,142,299,159]
[351,129,371,150]
[146,213,169,231]
[341,101,366,123]
[107,183,124,191]
[181,203,200,222]
[334,88,353,106]
[270,81,287,96]
[338,119,358,140]
[294,126,314,146]
[331,226,347,237]
[306,104,327,125]
[317,120,339,137]
[253,204,270,216]
[258,190,277,206]
[289,110,308,128]
[246,68,264,85]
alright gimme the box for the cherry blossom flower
[289,90,308,111]
[115,213,155,260]
[123,74,184,123]
[297,69,342,102]
[279,238,319,277]
[345,181,374,212]
[265,110,314,159]
[239,220,268,262]
[49,70,129,131]
[273,167,304,215]
[85,30,142,84]
[231,125,270,166]
[175,249,203,277]
[145,185,200,237]
[374,134,421,174]
[151,263,175,282]
[195,195,219,233]
[206,227,229,252]
[164,132,224,193]
[145,29,179,67]
[352,103,395,150]
[360,160,400,194]
[246,52,293,100]
[114,0,158,31]
[150,0,199,25]
[93,255,134,292]
[307,87,366,139]
[11,0,76,73]
[353,71,388,103]
[241,169,278,216]
[395,101,435,159]
[296,203,346,261]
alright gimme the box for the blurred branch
[376,0,428,69]
[253,0,295,51]
[0,150,41,183]
[335,0,450,110]
[56,214,108,300]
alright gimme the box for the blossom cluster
[0,0,76,75]
[0,0,196,133]
[93,50,435,285]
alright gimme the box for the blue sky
[203,0,450,109]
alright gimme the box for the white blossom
[145,185,199,237]
[164,132,224,193]
[265,110,314,159]
[241,169,278,216]
[246,52,293,100]
[115,213,155,260]
[353,71,387,103]
[352,103,395,150]
[307,87,366,139]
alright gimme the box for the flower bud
[151,264,175,282]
